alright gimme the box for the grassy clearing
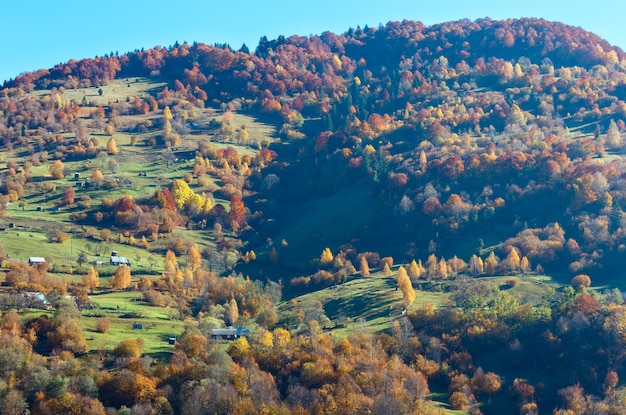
[27,77,168,106]
[0,226,165,272]
[84,291,184,355]
[282,270,561,339]
[477,275,554,304]
[14,291,185,356]
[281,270,449,337]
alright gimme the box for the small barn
[28,257,46,266]
[210,327,249,340]
[110,256,131,266]
[24,292,52,309]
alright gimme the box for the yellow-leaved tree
[112,265,131,289]
[320,248,334,266]
[171,179,195,210]
[484,252,500,275]
[396,266,416,307]
[49,159,65,179]
[82,266,99,293]
[187,244,202,270]
[164,250,179,275]
[383,262,392,277]
[359,255,370,277]
[106,137,118,155]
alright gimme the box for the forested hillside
[1,17,626,414]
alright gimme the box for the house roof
[211,327,249,336]
[110,256,130,264]
[24,292,51,305]
[29,257,46,263]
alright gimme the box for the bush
[113,338,144,358]
[95,318,111,333]
[144,289,167,307]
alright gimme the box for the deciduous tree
[571,274,591,289]
[90,169,104,184]
[320,248,334,266]
[607,119,622,149]
[62,186,76,205]
[106,137,118,155]
[225,298,239,326]
[49,318,88,354]
[49,160,65,179]
[484,252,499,275]
[359,255,370,276]
[397,266,416,307]
[113,338,144,358]
[82,266,99,293]
[187,244,202,270]
[112,265,131,289]
[95,318,110,333]
[229,194,246,230]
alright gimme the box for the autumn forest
[1,17,626,414]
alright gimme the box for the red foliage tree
[422,196,442,215]
[62,186,76,205]
[229,195,246,230]
[114,195,136,213]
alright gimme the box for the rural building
[23,292,52,309]
[28,257,46,266]
[210,327,249,340]
[110,256,131,266]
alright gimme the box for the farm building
[110,256,131,266]
[210,327,249,340]
[23,292,52,309]
[28,257,46,266]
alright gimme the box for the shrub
[113,338,144,358]
[95,318,111,333]
[144,289,167,307]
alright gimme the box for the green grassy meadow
[15,290,185,356]
[281,269,449,337]
[27,78,168,106]
[281,268,561,339]
[83,290,185,355]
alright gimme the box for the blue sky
[2,0,626,84]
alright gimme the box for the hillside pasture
[83,290,184,355]
[281,271,450,337]
[0,224,165,273]
[27,77,168,107]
